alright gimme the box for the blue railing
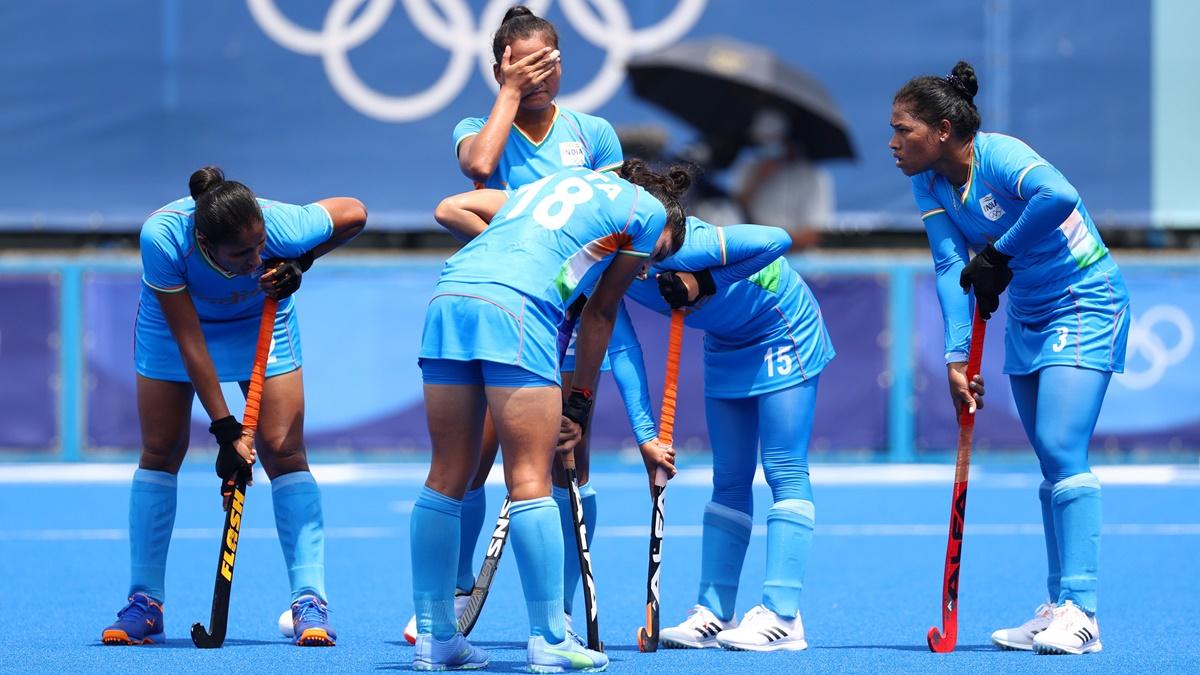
[1,253,1197,460]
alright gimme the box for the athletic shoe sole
[718,637,808,652]
[527,664,606,673]
[1033,639,1102,655]
[991,636,1034,651]
[295,627,336,646]
[413,659,490,671]
[101,629,164,645]
[661,636,719,649]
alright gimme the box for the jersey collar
[194,227,239,279]
[513,104,560,147]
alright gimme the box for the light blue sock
[762,499,815,617]
[411,486,462,640]
[553,482,597,616]
[457,487,486,592]
[128,468,177,602]
[509,496,566,643]
[271,471,326,602]
[1052,473,1101,614]
[1039,480,1061,601]
[698,501,752,621]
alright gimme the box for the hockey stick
[927,307,987,653]
[191,297,278,649]
[559,300,603,652]
[458,305,583,636]
[637,310,684,653]
[456,495,511,636]
[562,448,602,652]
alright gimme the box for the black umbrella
[627,37,855,161]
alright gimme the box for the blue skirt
[1004,256,1130,375]
[135,302,302,382]
[418,281,562,385]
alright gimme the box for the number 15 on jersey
[763,345,795,377]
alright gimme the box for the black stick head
[191,622,222,649]
[637,627,658,653]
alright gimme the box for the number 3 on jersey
[1051,327,1069,353]
[507,172,621,230]
[763,345,794,377]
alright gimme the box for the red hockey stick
[927,307,987,653]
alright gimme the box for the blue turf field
[3,461,1199,673]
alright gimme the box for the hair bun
[502,5,535,24]
[666,166,693,198]
[948,60,979,101]
[189,166,225,200]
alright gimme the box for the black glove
[960,244,1013,320]
[210,415,249,510]
[261,250,315,299]
[562,387,594,432]
[657,269,716,309]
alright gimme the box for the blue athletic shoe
[413,632,489,671]
[527,635,608,672]
[291,594,337,646]
[101,593,165,645]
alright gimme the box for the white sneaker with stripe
[715,604,807,652]
[659,605,736,649]
[1032,600,1102,655]
[990,602,1055,651]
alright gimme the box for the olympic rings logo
[246,0,706,122]
[1116,304,1194,391]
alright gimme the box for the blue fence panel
[2,254,1197,458]
[0,275,60,452]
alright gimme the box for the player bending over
[101,166,365,647]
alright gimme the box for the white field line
[4,523,1199,542]
[1,463,1197,486]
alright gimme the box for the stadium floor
[3,460,1198,673]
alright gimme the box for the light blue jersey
[453,106,623,189]
[136,196,332,381]
[423,167,667,383]
[626,218,835,398]
[914,132,1128,373]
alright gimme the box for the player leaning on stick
[890,61,1130,655]
[100,166,366,647]
[403,4,658,646]
[620,218,835,652]
[413,161,689,672]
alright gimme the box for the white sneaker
[404,591,472,645]
[660,605,737,649]
[1032,600,1102,655]
[715,604,807,652]
[414,632,489,671]
[990,602,1055,651]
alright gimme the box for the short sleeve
[983,135,1049,200]
[262,201,334,259]
[588,117,623,173]
[453,117,486,158]
[139,215,187,293]
[621,189,667,257]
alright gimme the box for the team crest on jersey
[559,141,586,166]
[979,193,1005,221]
